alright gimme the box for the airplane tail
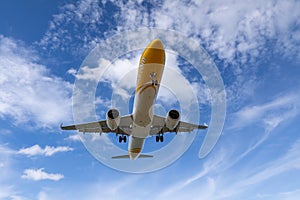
[112,154,153,159]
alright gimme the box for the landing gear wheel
[156,135,160,142]
[156,135,164,142]
[119,136,122,143]
[124,136,127,143]
[160,135,164,142]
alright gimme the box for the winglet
[202,123,208,129]
[198,124,208,129]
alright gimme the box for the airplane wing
[150,115,207,135]
[60,115,133,135]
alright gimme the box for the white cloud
[18,144,73,157]
[67,68,77,76]
[65,134,81,142]
[21,168,64,181]
[36,0,300,104]
[72,56,138,84]
[155,0,299,62]
[0,35,72,128]
[37,0,300,114]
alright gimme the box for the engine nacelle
[106,109,120,130]
[165,109,180,130]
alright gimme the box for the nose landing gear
[150,72,158,86]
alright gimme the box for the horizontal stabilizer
[112,154,153,159]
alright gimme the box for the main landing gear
[119,135,127,143]
[156,134,164,142]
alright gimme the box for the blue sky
[0,0,300,199]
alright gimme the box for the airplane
[61,39,208,160]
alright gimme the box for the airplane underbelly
[131,123,151,138]
[133,84,156,127]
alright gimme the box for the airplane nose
[148,39,164,50]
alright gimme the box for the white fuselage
[128,39,165,160]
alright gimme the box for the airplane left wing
[60,115,133,135]
[150,115,208,135]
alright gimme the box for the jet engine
[106,109,120,130]
[165,109,180,130]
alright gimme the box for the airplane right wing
[150,115,208,135]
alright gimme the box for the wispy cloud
[0,185,24,200]
[0,36,72,128]
[0,145,25,200]
[38,0,109,55]
[21,168,64,181]
[231,93,300,130]
[213,139,300,199]
[156,148,226,199]
[18,144,73,157]
[0,144,15,182]
[257,188,300,200]
[237,139,300,188]
[65,134,81,142]
[225,92,300,168]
